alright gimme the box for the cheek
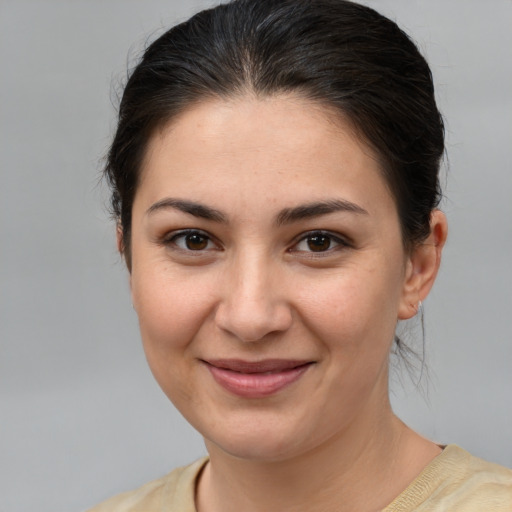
[131,264,214,361]
[295,263,403,350]
[130,267,216,406]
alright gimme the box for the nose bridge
[215,246,291,342]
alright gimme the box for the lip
[202,359,314,398]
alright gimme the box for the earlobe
[398,210,448,320]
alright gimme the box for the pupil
[186,233,208,250]
[307,235,330,252]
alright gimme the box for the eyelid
[289,230,352,254]
[157,228,351,255]
[161,228,221,251]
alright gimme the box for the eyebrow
[275,199,368,225]
[146,197,368,224]
[146,198,227,223]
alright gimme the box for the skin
[125,94,447,512]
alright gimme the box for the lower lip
[205,363,312,398]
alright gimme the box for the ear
[117,224,136,310]
[398,210,448,320]
[117,222,133,274]
[116,223,124,255]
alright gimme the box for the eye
[167,230,217,251]
[292,231,348,253]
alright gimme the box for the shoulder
[385,445,512,511]
[453,448,512,509]
[86,457,208,512]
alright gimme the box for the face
[129,95,417,462]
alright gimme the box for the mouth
[201,359,314,398]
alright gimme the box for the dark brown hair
[105,0,444,264]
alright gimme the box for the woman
[89,0,512,510]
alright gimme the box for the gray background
[1,1,511,511]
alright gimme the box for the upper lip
[203,359,313,374]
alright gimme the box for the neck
[196,395,440,512]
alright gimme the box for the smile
[202,359,314,398]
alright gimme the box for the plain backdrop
[1,1,511,511]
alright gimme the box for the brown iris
[185,233,209,250]
[307,234,331,252]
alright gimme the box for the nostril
[214,299,293,343]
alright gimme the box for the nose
[214,253,293,342]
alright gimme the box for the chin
[199,411,322,463]
[207,433,300,462]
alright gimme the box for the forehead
[146,94,369,165]
[136,94,396,220]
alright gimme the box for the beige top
[88,445,512,511]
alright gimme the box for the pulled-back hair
[105,0,444,262]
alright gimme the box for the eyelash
[162,229,220,252]
[161,229,351,256]
[290,230,351,255]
